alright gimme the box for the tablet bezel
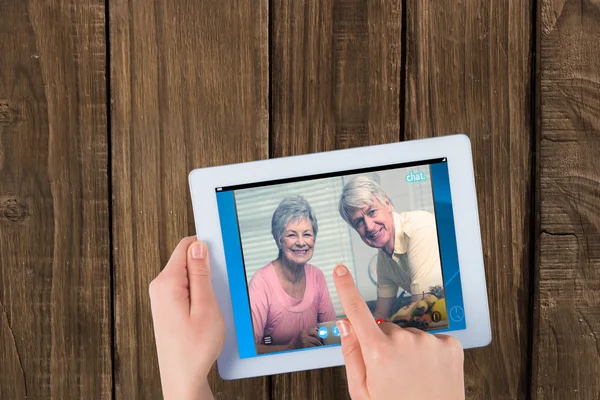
[189,134,491,380]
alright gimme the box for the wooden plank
[532,1,600,398]
[0,1,111,399]
[109,0,269,398]
[405,1,533,398]
[269,0,401,398]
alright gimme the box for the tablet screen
[216,158,466,358]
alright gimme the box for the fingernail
[337,320,350,337]
[335,264,348,276]
[191,242,205,259]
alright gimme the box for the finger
[161,236,197,278]
[333,264,382,343]
[337,319,369,400]
[187,241,218,316]
[149,236,195,312]
[305,330,324,346]
[433,333,462,348]
[306,328,321,339]
[403,327,428,335]
[377,321,400,336]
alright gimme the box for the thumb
[187,241,218,315]
[337,319,369,400]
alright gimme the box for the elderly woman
[248,195,336,354]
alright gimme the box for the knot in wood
[0,101,17,126]
[0,197,29,222]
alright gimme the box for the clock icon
[450,306,464,322]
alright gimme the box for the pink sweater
[249,262,337,347]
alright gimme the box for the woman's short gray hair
[339,176,390,223]
[271,195,318,246]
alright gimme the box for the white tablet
[189,134,491,380]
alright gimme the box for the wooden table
[1,1,598,399]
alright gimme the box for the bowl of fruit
[390,286,449,330]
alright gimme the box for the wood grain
[0,0,111,399]
[405,1,533,398]
[109,0,269,398]
[532,0,600,398]
[1,1,598,398]
[270,0,401,398]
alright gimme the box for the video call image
[233,166,449,355]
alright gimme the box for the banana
[392,302,418,321]
[412,300,429,317]
[423,294,438,309]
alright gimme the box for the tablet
[189,134,491,380]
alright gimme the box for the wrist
[162,378,212,400]
[198,379,214,400]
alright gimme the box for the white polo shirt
[376,211,444,298]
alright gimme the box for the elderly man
[339,176,443,320]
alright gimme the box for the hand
[149,237,225,400]
[333,264,465,400]
[292,327,323,349]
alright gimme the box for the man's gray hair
[339,176,390,224]
[271,195,318,246]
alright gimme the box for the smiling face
[279,218,315,266]
[349,197,395,252]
